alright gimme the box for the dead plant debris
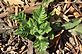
[0,0,82,54]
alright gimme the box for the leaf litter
[0,0,82,54]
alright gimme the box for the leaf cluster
[11,6,52,53]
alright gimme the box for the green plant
[11,6,52,53]
[62,18,82,40]
[62,19,81,30]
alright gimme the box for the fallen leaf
[79,44,82,52]
[73,12,80,18]
[52,8,69,22]
[4,0,24,5]
[69,6,75,13]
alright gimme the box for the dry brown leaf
[69,6,75,13]
[57,6,61,12]
[25,0,28,4]
[65,0,71,8]
[12,20,18,28]
[0,23,11,33]
[0,1,4,8]
[24,5,38,13]
[4,0,24,5]
[54,8,61,15]
[69,37,75,46]
[65,42,77,54]
[64,7,70,14]
[79,44,82,52]
[7,18,13,27]
[6,6,15,14]
[68,15,74,17]
[63,4,67,12]
[19,45,26,53]
[15,6,18,15]
[15,20,18,27]
[73,12,80,18]
[0,12,8,18]
[53,8,69,22]
[61,14,69,22]
[64,47,70,51]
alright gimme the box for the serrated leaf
[27,18,34,28]
[11,12,26,23]
[34,37,49,53]
[37,30,43,35]
[11,6,52,54]
[30,26,38,35]
[33,6,47,24]
[44,23,52,33]
[62,19,81,30]
[39,21,52,34]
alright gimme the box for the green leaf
[10,12,26,26]
[74,24,82,34]
[62,19,81,30]
[33,6,47,24]
[34,37,49,53]
[30,26,38,35]
[15,26,29,38]
[27,18,34,28]
[11,6,52,54]
[44,22,52,33]
[73,24,82,40]
[39,21,52,35]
